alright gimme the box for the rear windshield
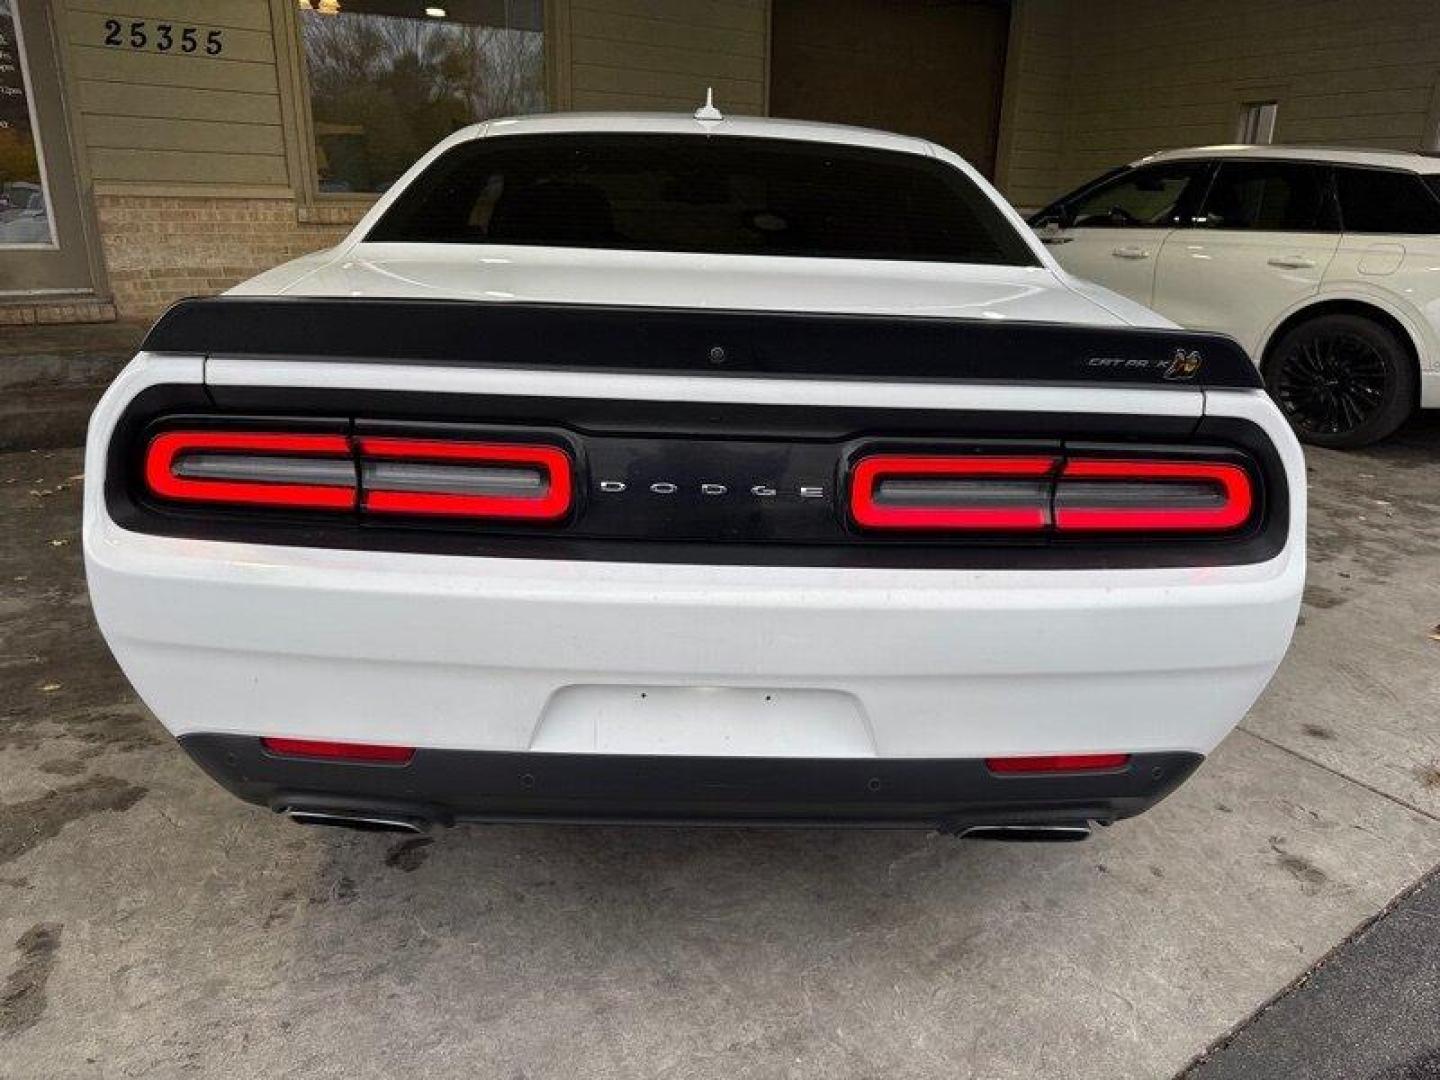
[366,133,1037,266]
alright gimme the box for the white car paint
[1051,225,1175,309]
[1039,144,1440,409]
[1154,225,1341,353]
[250,248,1138,325]
[88,353,1303,762]
[84,114,1305,822]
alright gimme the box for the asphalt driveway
[2,415,1438,1080]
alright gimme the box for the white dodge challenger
[84,111,1306,839]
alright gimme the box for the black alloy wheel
[1265,313,1415,449]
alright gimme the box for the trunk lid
[236,245,1140,327]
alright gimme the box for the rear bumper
[1421,369,1440,409]
[88,513,1301,761]
[180,734,1204,830]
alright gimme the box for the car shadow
[287,816,1065,960]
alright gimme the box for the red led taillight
[356,437,573,521]
[848,452,1255,536]
[849,455,1058,531]
[144,429,574,523]
[260,737,415,764]
[986,753,1131,775]
[144,431,356,510]
[1054,459,1253,533]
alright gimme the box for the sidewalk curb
[1180,862,1440,1078]
[1,323,144,452]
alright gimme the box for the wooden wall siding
[61,0,289,191]
[992,0,1071,208]
[999,0,1440,206]
[67,0,271,31]
[565,0,768,113]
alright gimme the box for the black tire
[1264,313,1416,449]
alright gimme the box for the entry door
[1040,161,1210,308]
[0,0,101,296]
[1154,161,1340,358]
[770,0,1009,175]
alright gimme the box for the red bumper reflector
[986,753,1131,774]
[849,455,1057,531]
[145,431,356,509]
[260,737,415,764]
[356,437,573,521]
[1054,459,1253,532]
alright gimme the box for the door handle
[1041,235,1074,246]
[1112,246,1150,259]
[1268,255,1316,269]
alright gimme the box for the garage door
[769,0,1010,177]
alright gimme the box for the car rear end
[83,118,1305,836]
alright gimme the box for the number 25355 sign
[103,20,224,56]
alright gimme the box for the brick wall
[94,195,360,319]
[0,300,118,327]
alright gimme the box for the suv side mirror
[1033,217,1074,245]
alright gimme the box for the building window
[1237,101,1278,145]
[299,0,545,195]
[0,0,55,247]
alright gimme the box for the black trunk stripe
[141,296,1261,390]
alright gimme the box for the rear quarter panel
[1287,233,1440,398]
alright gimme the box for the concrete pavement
[1,414,1438,1079]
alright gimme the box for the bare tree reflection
[302,11,544,193]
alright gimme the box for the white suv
[1031,145,1440,446]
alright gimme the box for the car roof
[1133,144,1440,173]
[452,110,937,157]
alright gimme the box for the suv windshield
[366,133,1037,266]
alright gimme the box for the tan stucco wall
[996,0,1440,208]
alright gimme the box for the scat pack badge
[1163,348,1203,381]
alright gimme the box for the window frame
[1333,164,1440,235]
[1187,159,1340,234]
[1027,165,1129,228]
[361,131,1042,267]
[282,0,557,211]
[1236,101,1279,146]
[1042,160,1213,231]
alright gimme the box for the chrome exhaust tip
[958,823,1092,842]
[283,808,431,834]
